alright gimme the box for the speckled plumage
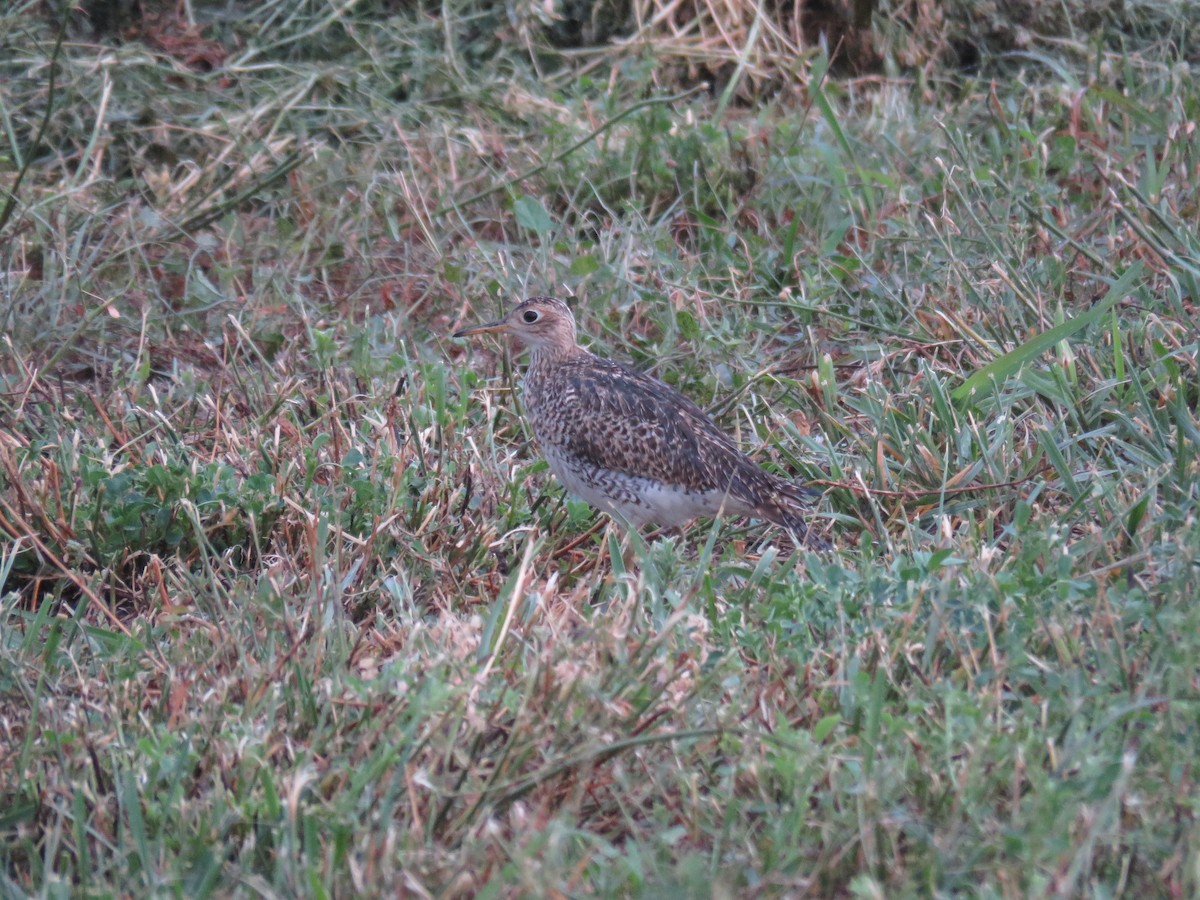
[454,296,824,547]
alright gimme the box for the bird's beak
[452,317,511,338]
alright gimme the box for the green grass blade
[953,262,1144,405]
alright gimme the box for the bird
[453,296,826,549]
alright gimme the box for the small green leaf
[513,195,554,235]
[1126,493,1151,538]
[813,714,841,742]
[569,254,599,276]
[676,309,699,341]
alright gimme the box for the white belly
[543,445,742,528]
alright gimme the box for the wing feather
[528,355,772,495]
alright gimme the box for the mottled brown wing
[541,355,771,494]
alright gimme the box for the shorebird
[453,296,826,548]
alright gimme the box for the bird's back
[522,349,819,540]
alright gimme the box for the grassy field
[2,1,1199,896]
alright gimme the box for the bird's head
[453,296,578,358]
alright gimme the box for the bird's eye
[522,310,540,324]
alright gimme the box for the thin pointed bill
[452,319,511,338]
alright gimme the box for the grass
[2,0,1199,895]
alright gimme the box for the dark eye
[522,309,540,323]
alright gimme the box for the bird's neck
[527,342,586,369]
